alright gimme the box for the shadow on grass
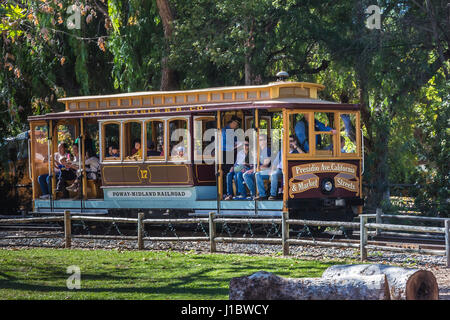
[0,250,336,299]
[0,266,230,298]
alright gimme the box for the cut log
[321,264,438,300]
[229,271,390,300]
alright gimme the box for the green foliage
[412,77,450,216]
[169,0,353,88]
[0,0,115,140]
[0,0,448,215]
[107,0,163,91]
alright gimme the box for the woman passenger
[129,139,142,160]
[66,147,100,196]
[38,142,68,199]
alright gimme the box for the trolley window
[31,124,50,198]
[84,120,100,158]
[145,119,165,160]
[103,122,121,161]
[194,116,216,164]
[124,121,143,161]
[289,112,310,154]
[168,118,189,162]
[339,113,357,155]
[314,112,336,156]
[56,123,76,157]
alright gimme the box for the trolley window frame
[193,115,216,164]
[336,111,360,158]
[144,118,166,162]
[100,120,123,163]
[122,119,145,162]
[167,116,191,163]
[286,109,361,160]
[99,116,191,164]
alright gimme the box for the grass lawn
[0,248,349,300]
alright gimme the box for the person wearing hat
[221,116,240,197]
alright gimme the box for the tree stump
[321,264,439,300]
[229,271,390,300]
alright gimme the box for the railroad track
[0,218,446,253]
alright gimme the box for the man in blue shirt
[294,117,337,152]
[222,117,240,154]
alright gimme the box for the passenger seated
[67,147,100,197]
[147,142,161,156]
[157,144,164,156]
[56,143,78,198]
[109,144,120,158]
[131,139,142,156]
[106,145,113,157]
[171,137,186,159]
[126,138,142,161]
[171,145,185,158]
[243,134,271,200]
[38,142,68,199]
[224,140,252,200]
[254,135,300,200]
[289,135,303,154]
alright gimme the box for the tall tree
[156,0,178,90]
[320,0,449,208]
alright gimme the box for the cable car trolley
[28,80,364,222]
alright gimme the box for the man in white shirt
[224,141,252,200]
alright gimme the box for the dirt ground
[427,267,450,300]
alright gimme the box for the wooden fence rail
[0,210,449,267]
[0,217,64,223]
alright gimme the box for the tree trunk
[243,19,255,85]
[244,56,252,85]
[373,122,390,206]
[321,264,439,300]
[229,271,390,300]
[156,0,178,90]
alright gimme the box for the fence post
[445,219,449,268]
[360,215,368,261]
[137,212,144,250]
[209,212,216,253]
[64,210,71,249]
[282,211,289,256]
[375,208,383,236]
